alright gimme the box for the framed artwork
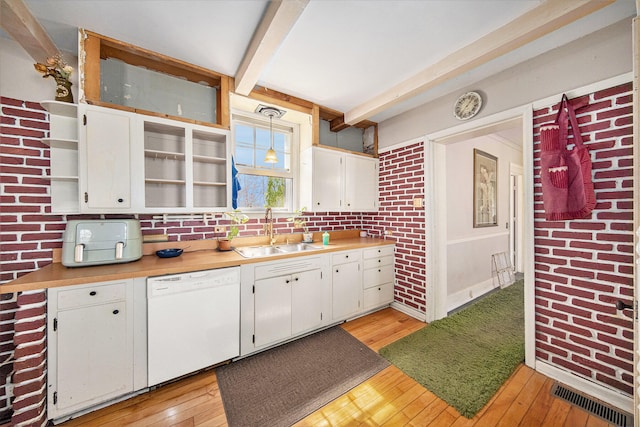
[473,149,498,228]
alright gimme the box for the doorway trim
[424,105,536,368]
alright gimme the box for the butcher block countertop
[2,230,394,294]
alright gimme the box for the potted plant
[219,210,248,251]
[287,207,313,242]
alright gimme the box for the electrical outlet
[214,226,225,233]
[384,230,393,236]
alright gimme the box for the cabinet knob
[113,309,119,315]
[286,279,290,284]
[294,277,299,281]
[378,269,381,272]
[117,198,124,203]
[345,255,349,259]
[335,269,339,273]
[89,291,97,296]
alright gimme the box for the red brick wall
[533,82,634,396]
[0,96,368,423]
[365,142,426,314]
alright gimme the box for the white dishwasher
[147,267,240,386]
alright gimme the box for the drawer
[363,283,394,310]
[331,250,361,265]
[363,245,394,259]
[363,264,394,288]
[57,281,127,310]
[363,255,393,270]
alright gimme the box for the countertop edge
[1,238,395,294]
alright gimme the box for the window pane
[235,146,254,166]
[256,128,270,149]
[237,174,291,209]
[235,124,254,144]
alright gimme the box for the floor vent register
[551,382,632,427]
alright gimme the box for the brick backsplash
[532,82,634,396]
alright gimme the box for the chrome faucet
[264,207,276,245]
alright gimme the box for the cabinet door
[291,269,323,335]
[56,301,132,410]
[332,261,362,320]
[254,275,292,347]
[312,148,343,211]
[82,107,132,210]
[345,155,378,211]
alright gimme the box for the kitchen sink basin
[234,243,322,258]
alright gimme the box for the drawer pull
[89,291,97,296]
[286,279,291,284]
[113,309,119,315]
[345,255,349,259]
[378,269,381,272]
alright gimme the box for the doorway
[425,106,535,368]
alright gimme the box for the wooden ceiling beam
[0,0,59,63]
[344,0,615,125]
[234,0,309,96]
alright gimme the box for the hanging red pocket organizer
[539,94,596,220]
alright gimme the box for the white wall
[445,134,523,306]
[378,18,633,148]
[1,37,78,103]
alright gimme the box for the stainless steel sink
[234,243,321,258]
[274,243,321,253]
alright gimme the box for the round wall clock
[453,91,483,120]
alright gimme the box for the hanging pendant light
[256,105,285,164]
[264,112,278,163]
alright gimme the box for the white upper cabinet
[137,115,230,213]
[301,146,378,212]
[79,105,134,212]
[345,154,378,211]
[73,105,230,214]
[41,101,80,214]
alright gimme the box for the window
[232,113,298,211]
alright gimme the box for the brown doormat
[216,326,389,427]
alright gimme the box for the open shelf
[41,101,77,117]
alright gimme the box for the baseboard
[446,278,497,313]
[536,361,633,413]
[391,301,426,322]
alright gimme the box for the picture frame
[473,149,498,228]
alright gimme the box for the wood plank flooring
[59,308,614,427]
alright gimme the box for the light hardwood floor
[58,308,614,427]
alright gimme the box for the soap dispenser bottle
[322,231,330,245]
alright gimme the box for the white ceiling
[11,0,638,124]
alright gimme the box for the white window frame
[231,110,300,214]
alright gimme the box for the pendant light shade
[264,147,278,163]
[256,105,285,164]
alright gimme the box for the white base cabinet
[331,250,363,320]
[363,246,395,310]
[47,278,147,422]
[241,255,331,356]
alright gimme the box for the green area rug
[379,280,524,418]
